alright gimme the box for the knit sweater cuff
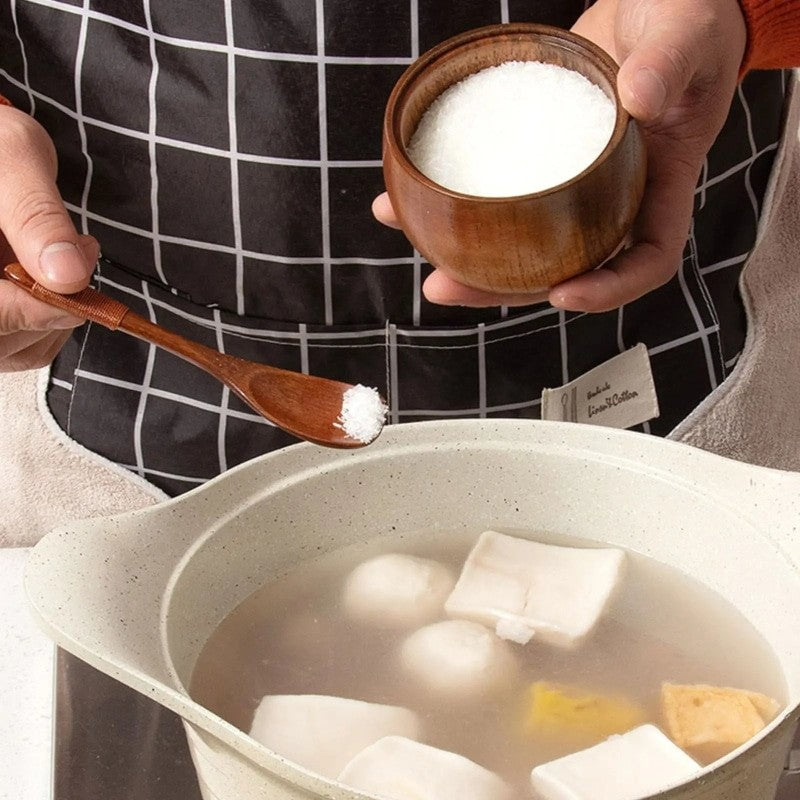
[739,0,800,72]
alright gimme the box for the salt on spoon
[408,60,617,198]
[337,385,389,445]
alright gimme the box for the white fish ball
[343,553,456,628]
[400,620,518,698]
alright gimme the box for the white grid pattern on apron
[0,0,789,494]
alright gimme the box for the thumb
[2,185,93,294]
[615,2,705,122]
[0,112,93,293]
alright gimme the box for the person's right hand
[0,104,97,371]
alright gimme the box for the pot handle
[25,498,200,694]
[23,491,362,795]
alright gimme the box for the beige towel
[673,77,800,466]
[0,369,165,548]
[1,76,799,548]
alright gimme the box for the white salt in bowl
[383,24,647,294]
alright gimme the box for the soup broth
[190,529,786,797]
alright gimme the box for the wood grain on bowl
[383,24,647,294]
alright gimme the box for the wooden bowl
[382,24,647,294]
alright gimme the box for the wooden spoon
[4,262,386,449]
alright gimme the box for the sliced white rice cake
[339,736,513,800]
[530,724,700,800]
[249,695,420,779]
[445,530,625,647]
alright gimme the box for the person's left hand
[373,0,747,311]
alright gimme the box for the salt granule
[408,61,617,197]
[337,384,387,444]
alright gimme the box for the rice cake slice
[530,724,700,800]
[445,530,625,647]
[661,683,780,764]
[339,736,513,800]
[249,695,420,779]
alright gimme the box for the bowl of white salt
[382,24,646,294]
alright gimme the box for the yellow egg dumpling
[523,682,647,747]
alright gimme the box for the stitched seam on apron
[688,222,727,381]
[384,320,391,418]
[94,270,595,350]
[66,319,93,437]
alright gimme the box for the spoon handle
[5,262,377,449]
[3,262,233,377]
[4,262,130,328]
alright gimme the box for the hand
[373,0,747,311]
[0,105,96,370]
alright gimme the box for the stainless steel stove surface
[54,650,201,800]
[54,650,800,800]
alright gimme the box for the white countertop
[1,548,54,800]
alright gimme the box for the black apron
[0,0,789,496]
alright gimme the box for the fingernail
[550,293,585,311]
[632,67,667,118]
[39,242,88,285]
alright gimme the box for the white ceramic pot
[25,420,800,800]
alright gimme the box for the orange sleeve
[739,0,800,72]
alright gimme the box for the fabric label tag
[541,343,659,429]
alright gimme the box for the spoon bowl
[3,262,385,449]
